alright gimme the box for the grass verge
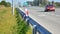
[0,7,17,34]
[0,7,32,34]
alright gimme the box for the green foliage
[16,9,29,34]
[55,2,60,7]
[0,7,18,34]
[33,0,39,6]
[0,1,6,5]
[6,2,11,7]
[0,1,11,7]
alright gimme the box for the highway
[19,6,60,34]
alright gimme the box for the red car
[45,5,55,12]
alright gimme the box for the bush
[16,9,29,34]
[0,1,11,7]
[55,2,60,7]
[6,2,11,7]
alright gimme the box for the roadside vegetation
[0,0,32,34]
[0,7,32,34]
[15,9,32,34]
[55,2,60,8]
[0,7,17,34]
[0,0,11,7]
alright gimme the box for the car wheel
[53,10,55,12]
[45,10,48,12]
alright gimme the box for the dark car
[45,4,55,12]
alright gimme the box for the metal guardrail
[17,8,52,34]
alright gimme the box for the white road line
[38,14,47,17]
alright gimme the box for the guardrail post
[23,15,26,20]
[33,25,37,34]
[26,16,29,25]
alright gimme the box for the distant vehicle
[45,4,55,12]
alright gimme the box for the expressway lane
[20,6,60,34]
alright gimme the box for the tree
[55,2,60,7]
[2,0,5,1]
[6,2,11,7]
[33,0,39,6]
[0,1,6,5]
[0,0,11,7]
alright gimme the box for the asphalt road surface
[19,6,60,34]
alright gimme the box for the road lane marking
[38,14,47,17]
